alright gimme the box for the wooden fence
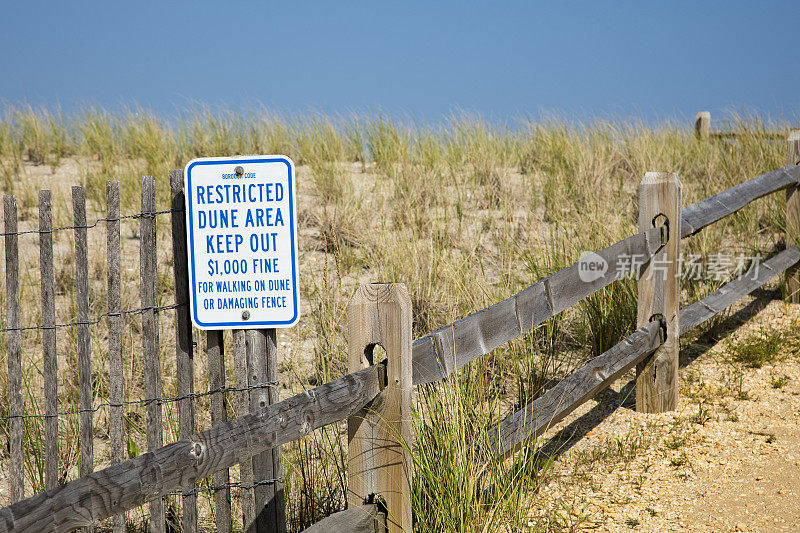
[2,132,800,532]
[694,110,787,140]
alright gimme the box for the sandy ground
[528,292,800,532]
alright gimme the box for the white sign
[184,155,300,330]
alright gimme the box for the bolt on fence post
[636,173,681,413]
[785,130,800,303]
[347,283,412,533]
[695,111,710,140]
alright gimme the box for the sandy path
[528,295,800,532]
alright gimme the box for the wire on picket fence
[168,477,284,497]
[0,302,184,334]
[0,208,179,238]
[0,379,279,422]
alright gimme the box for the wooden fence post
[4,195,23,504]
[233,329,256,529]
[785,130,800,302]
[39,190,59,492]
[636,173,681,413]
[73,186,94,533]
[695,111,710,140]
[347,284,412,533]
[206,329,233,533]
[170,170,197,533]
[250,329,286,533]
[106,181,126,533]
[140,176,165,533]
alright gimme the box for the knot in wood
[190,441,204,458]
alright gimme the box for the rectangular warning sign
[184,155,300,329]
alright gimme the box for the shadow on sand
[535,287,780,460]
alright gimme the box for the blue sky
[2,1,798,124]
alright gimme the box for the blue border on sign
[186,156,299,328]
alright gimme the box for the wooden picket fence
[2,132,800,532]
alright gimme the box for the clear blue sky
[2,1,798,124]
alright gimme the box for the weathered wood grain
[73,186,95,511]
[485,246,800,461]
[786,133,800,302]
[680,165,800,238]
[483,321,663,459]
[170,169,197,532]
[695,111,710,140]
[301,504,386,533]
[695,113,785,140]
[710,131,786,140]
[233,329,256,530]
[5,195,23,503]
[206,330,232,533]
[0,364,384,532]
[636,173,681,413]
[412,226,664,385]
[679,246,800,335]
[410,165,798,387]
[348,284,413,533]
[106,181,125,533]
[140,176,165,533]
[39,190,59,491]
[250,329,286,533]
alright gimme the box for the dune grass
[0,104,794,531]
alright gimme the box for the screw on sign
[184,155,300,330]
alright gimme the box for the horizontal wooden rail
[710,132,786,140]
[694,112,787,141]
[0,364,384,533]
[412,165,799,388]
[483,245,800,460]
[681,165,799,238]
[301,504,386,533]
[412,165,799,387]
[481,321,664,459]
[680,246,800,334]
[411,226,665,385]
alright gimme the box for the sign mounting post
[185,155,296,532]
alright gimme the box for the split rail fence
[694,110,789,140]
[2,133,800,532]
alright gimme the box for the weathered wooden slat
[301,504,386,533]
[106,181,125,533]
[39,190,59,491]
[785,133,800,302]
[482,321,663,459]
[412,226,664,385]
[206,330,232,533]
[250,329,286,533]
[636,172,681,413]
[233,329,256,530]
[679,246,800,335]
[5,195,23,503]
[170,169,197,533]
[72,187,94,511]
[680,165,800,238]
[140,176,165,533]
[0,364,384,532]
